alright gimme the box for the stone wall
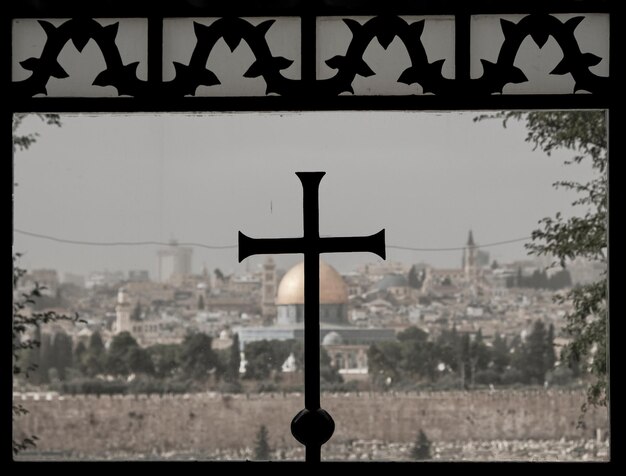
[13,390,608,457]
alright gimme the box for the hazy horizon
[13,111,595,280]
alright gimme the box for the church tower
[261,257,277,322]
[115,287,132,334]
[463,230,477,281]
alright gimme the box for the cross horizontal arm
[238,232,304,261]
[318,230,386,258]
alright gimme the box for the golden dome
[276,260,348,305]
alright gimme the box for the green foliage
[243,339,295,380]
[51,331,74,381]
[131,302,143,321]
[476,111,607,410]
[253,425,271,460]
[146,343,181,379]
[179,332,220,381]
[368,324,559,390]
[223,333,241,382]
[491,333,510,373]
[407,265,425,289]
[12,256,81,454]
[320,346,343,384]
[12,113,61,153]
[520,320,550,385]
[105,332,153,376]
[367,341,402,387]
[411,429,432,460]
[509,268,572,290]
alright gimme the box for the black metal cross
[239,171,385,462]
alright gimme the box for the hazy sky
[13,112,595,280]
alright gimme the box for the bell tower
[463,230,477,281]
[261,256,277,322]
[115,287,132,333]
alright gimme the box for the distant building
[128,270,150,282]
[22,269,59,296]
[261,257,277,321]
[114,287,132,334]
[157,239,193,284]
[422,230,488,294]
[357,261,408,279]
[374,274,411,300]
[462,229,478,281]
[276,260,349,326]
[114,286,185,346]
[85,270,125,289]
[237,259,395,378]
[62,272,85,288]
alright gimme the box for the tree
[223,333,241,382]
[411,429,432,460]
[126,346,154,375]
[12,114,68,454]
[408,265,424,289]
[491,333,510,374]
[520,320,550,385]
[147,343,180,379]
[105,331,140,376]
[83,331,106,377]
[253,424,271,460]
[398,327,433,380]
[367,342,401,388]
[478,111,607,410]
[320,346,343,384]
[545,324,557,372]
[457,333,471,389]
[38,333,54,383]
[23,325,43,385]
[243,339,295,380]
[12,258,80,454]
[73,341,87,375]
[51,331,74,381]
[397,326,429,343]
[131,302,143,321]
[468,329,490,387]
[179,332,220,381]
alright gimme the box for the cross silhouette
[239,171,386,462]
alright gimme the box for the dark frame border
[6,0,622,467]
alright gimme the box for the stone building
[237,259,395,377]
[276,259,349,325]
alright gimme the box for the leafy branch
[475,111,607,412]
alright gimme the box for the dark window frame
[7,0,621,467]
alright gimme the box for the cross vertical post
[239,171,385,463]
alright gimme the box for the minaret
[464,230,477,281]
[261,256,277,322]
[115,287,132,334]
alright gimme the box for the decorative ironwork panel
[9,11,613,101]
[316,16,455,95]
[12,18,148,97]
[163,17,301,97]
[470,13,609,94]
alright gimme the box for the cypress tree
[411,429,432,460]
[254,424,271,460]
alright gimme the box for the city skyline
[13,111,595,279]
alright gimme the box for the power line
[13,228,237,250]
[387,237,531,252]
[14,228,531,252]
